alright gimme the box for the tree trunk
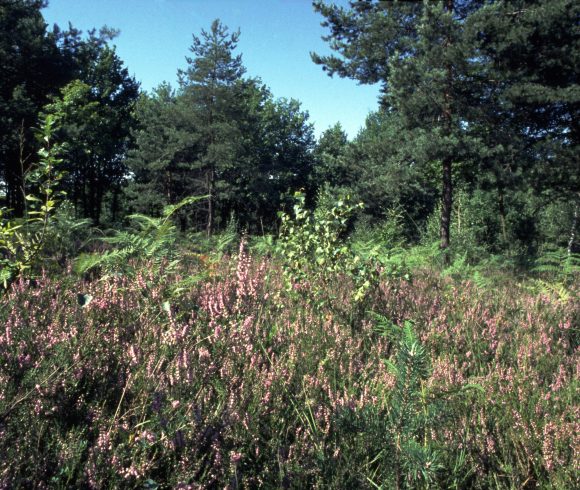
[6,125,28,216]
[206,167,214,237]
[440,0,454,263]
[498,185,508,243]
[94,182,102,226]
[6,167,25,217]
[440,156,452,252]
[568,198,578,255]
[165,170,173,204]
[110,187,119,223]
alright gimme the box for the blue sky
[42,0,381,139]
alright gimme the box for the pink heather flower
[198,347,210,361]
[543,422,557,472]
[172,400,180,409]
[121,464,141,479]
[486,435,496,455]
[96,431,112,453]
[34,399,43,416]
[137,430,156,444]
[128,344,139,366]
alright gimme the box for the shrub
[0,115,66,288]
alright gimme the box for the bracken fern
[75,195,205,278]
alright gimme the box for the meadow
[1,235,578,488]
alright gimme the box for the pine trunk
[498,185,508,243]
[440,0,454,262]
[568,198,578,255]
[207,168,214,237]
[440,156,452,253]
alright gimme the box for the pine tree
[347,110,437,235]
[313,0,579,257]
[313,1,477,256]
[179,19,246,236]
[469,0,579,242]
[126,83,201,227]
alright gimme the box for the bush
[0,115,67,287]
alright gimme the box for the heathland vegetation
[1,1,578,488]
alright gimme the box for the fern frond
[74,252,108,274]
[126,213,163,231]
[371,312,401,344]
[161,195,208,222]
[73,195,204,279]
[534,248,580,280]
[216,229,238,254]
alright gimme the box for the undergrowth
[1,242,578,488]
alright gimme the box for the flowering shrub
[0,243,578,488]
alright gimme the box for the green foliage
[278,190,376,302]
[346,110,438,237]
[0,114,66,287]
[41,201,92,265]
[43,45,139,225]
[421,189,492,264]
[126,84,200,222]
[313,0,579,258]
[187,212,240,260]
[278,190,360,273]
[372,316,442,488]
[277,190,416,309]
[178,19,247,235]
[312,122,351,190]
[75,196,205,278]
[248,234,276,256]
[0,0,70,215]
[533,247,580,282]
[348,211,413,287]
[129,26,315,234]
[351,209,407,256]
[529,247,580,302]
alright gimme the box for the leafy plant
[249,234,276,256]
[74,195,205,278]
[533,247,580,283]
[42,202,92,265]
[0,114,66,287]
[278,191,359,272]
[277,190,380,303]
[528,247,580,303]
